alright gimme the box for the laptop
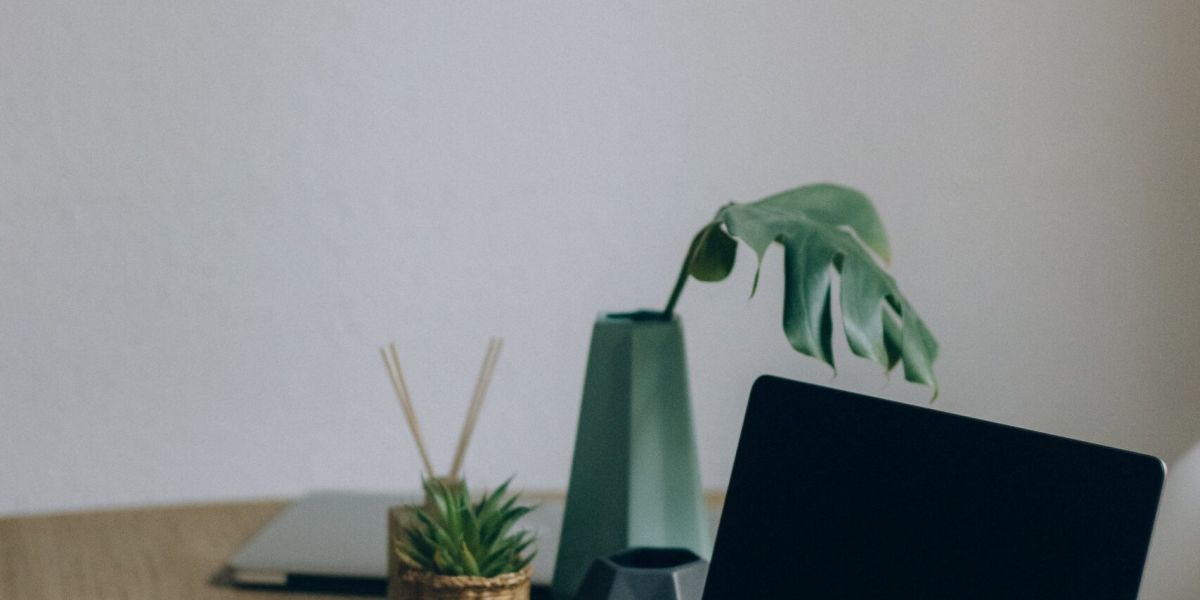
[702,375,1166,599]
[227,492,401,593]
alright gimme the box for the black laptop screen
[703,376,1164,600]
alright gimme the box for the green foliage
[394,478,536,578]
[664,183,939,396]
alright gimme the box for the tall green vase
[552,312,711,600]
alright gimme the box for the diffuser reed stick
[449,337,503,480]
[379,337,503,481]
[380,344,436,477]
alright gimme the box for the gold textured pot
[390,565,532,600]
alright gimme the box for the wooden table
[0,500,332,600]
[1,494,724,599]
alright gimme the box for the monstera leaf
[663,184,939,396]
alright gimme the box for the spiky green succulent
[394,478,536,578]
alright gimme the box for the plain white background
[2,0,1198,539]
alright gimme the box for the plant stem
[662,250,691,318]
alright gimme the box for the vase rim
[600,310,680,323]
[606,547,702,570]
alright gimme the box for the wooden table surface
[0,500,337,600]
[1,494,724,600]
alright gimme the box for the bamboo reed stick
[381,344,437,477]
[449,337,502,480]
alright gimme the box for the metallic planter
[574,548,708,600]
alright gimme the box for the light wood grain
[0,500,327,600]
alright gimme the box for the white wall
[2,1,1198,518]
[1142,441,1200,599]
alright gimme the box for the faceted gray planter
[573,548,708,600]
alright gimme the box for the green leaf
[780,228,837,367]
[882,302,904,370]
[685,221,737,282]
[707,183,937,395]
[461,542,481,576]
[462,504,480,552]
[442,502,461,541]
[408,540,436,569]
[898,298,939,396]
[425,479,452,524]
[722,184,891,263]
[514,551,535,572]
[475,478,512,523]
[492,506,532,541]
[413,509,442,537]
[433,548,452,574]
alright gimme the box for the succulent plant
[394,478,536,578]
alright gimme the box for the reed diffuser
[379,338,535,600]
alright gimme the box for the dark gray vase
[573,547,709,600]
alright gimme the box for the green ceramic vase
[552,312,711,600]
